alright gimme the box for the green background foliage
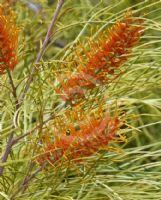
[1,0,161,199]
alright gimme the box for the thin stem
[6,69,19,110]
[0,132,14,175]
[0,70,19,175]
[19,0,64,105]
[13,112,56,144]
[0,0,64,176]
[10,162,46,200]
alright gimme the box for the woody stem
[19,0,64,106]
[0,70,19,175]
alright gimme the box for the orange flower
[36,114,121,165]
[0,4,19,74]
[57,12,143,103]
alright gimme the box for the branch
[19,0,64,105]
[6,69,19,110]
[0,70,19,175]
[0,0,64,176]
[10,162,46,200]
[13,112,56,144]
[0,132,14,175]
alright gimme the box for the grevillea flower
[0,3,19,74]
[56,11,143,103]
[36,114,121,165]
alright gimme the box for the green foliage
[0,0,161,199]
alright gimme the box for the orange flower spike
[0,4,19,74]
[38,115,121,165]
[58,11,143,103]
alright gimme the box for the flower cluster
[36,113,121,165]
[56,12,143,103]
[0,3,19,74]
[36,11,142,167]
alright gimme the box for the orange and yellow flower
[0,4,19,74]
[36,113,121,166]
[57,12,143,103]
